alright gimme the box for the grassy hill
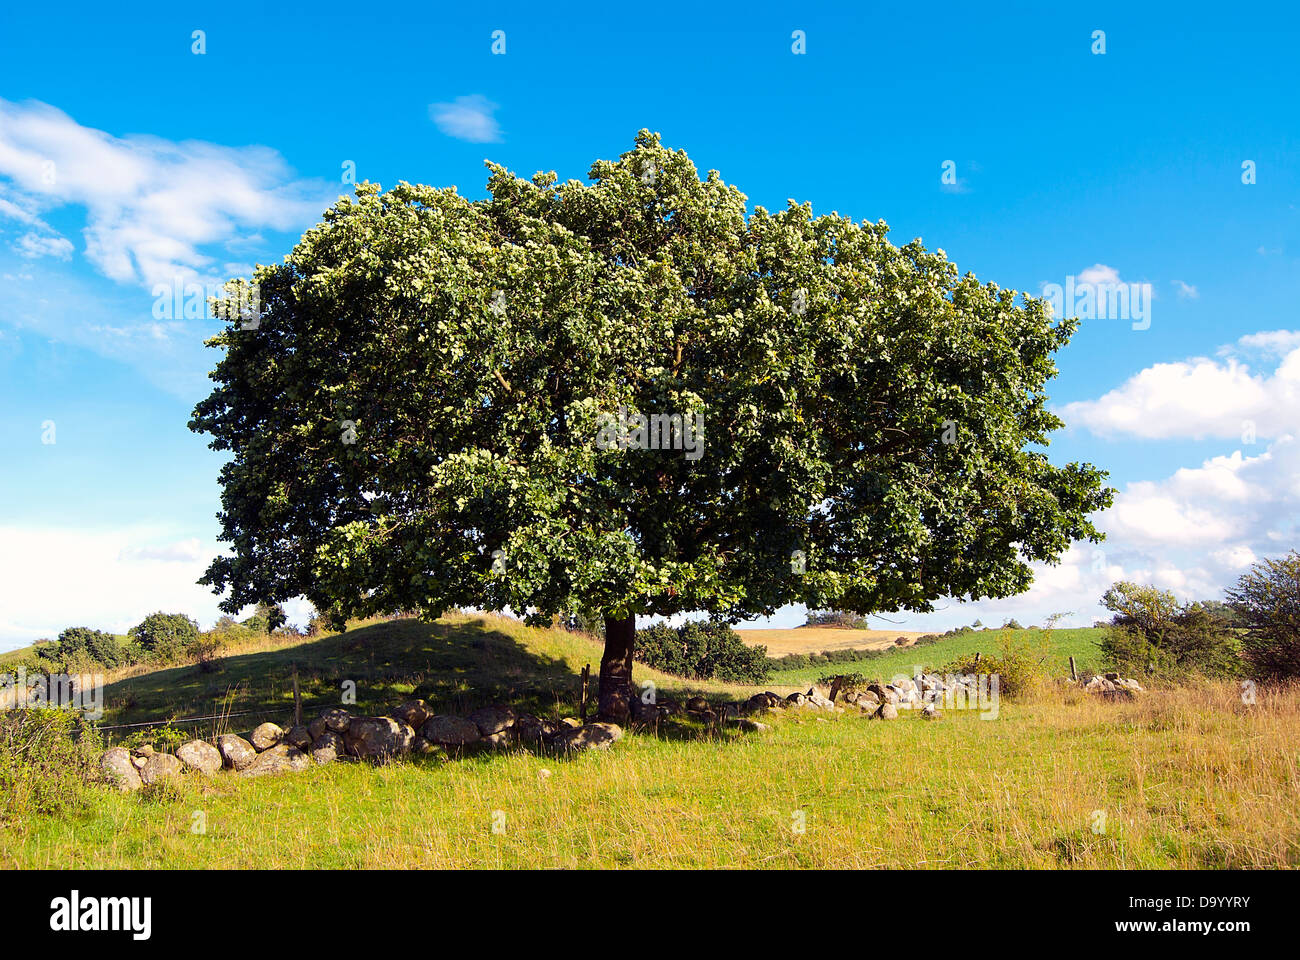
[91,612,768,742]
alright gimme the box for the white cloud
[1235,329,1300,356]
[1173,280,1199,299]
[0,525,311,650]
[429,95,502,143]
[14,231,73,259]
[1059,334,1300,440]
[0,98,330,290]
[1077,263,1121,286]
[118,537,205,563]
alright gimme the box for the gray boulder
[217,733,258,771]
[422,714,481,746]
[139,753,184,785]
[469,705,516,737]
[249,722,284,751]
[513,714,557,743]
[239,744,310,777]
[552,722,622,752]
[308,708,352,740]
[343,716,415,762]
[805,688,835,710]
[284,725,313,751]
[176,739,223,775]
[310,730,344,765]
[875,702,899,720]
[101,747,142,792]
[391,699,432,730]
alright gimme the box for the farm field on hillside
[766,628,1110,689]
[734,627,926,656]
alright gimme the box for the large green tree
[191,131,1112,722]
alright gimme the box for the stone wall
[99,700,635,791]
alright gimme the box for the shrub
[241,601,287,635]
[946,634,1046,700]
[1097,582,1244,680]
[36,626,132,671]
[635,620,770,684]
[120,722,189,754]
[189,635,226,673]
[816,672,867,692]
[0,709,100,826]
[128,612,200,662]
[1227,551,1300,680]
[803,610,869,629]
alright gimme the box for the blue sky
[1,1,1298,648]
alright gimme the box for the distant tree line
[20,602,295,674]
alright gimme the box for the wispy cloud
[1173,280,1199,299]
[0,98,331,290]
[429,95,503,143]
[14,231,72,259]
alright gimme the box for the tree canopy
[191,131,1112,720]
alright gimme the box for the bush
[128,612,200,662]
[189,635,226,673]
[816,672,867,692]
[1228,551,1300,680]
[636,620,771,683]
[241,601,288,636]
[0,709,100,826]
[803,610,869,629]
[945,635,1047,700]
[1097,582,1243,680]
[36,626,134,671]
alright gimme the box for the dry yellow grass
[736,627,926,656]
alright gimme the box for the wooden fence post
[972,652,982,671]
[827,675,845,703]
[1069,656,1078,682]
[292,664,302,727]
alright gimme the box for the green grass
[4,614,1297,869]
[767,627,1109,688]
[6,679,1298,869]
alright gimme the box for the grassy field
[765,627,1110,688]
[3,614,1297,869]
[735,627,926,656]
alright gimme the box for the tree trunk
[597,614,635,724]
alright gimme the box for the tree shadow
[98,619,585,740]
